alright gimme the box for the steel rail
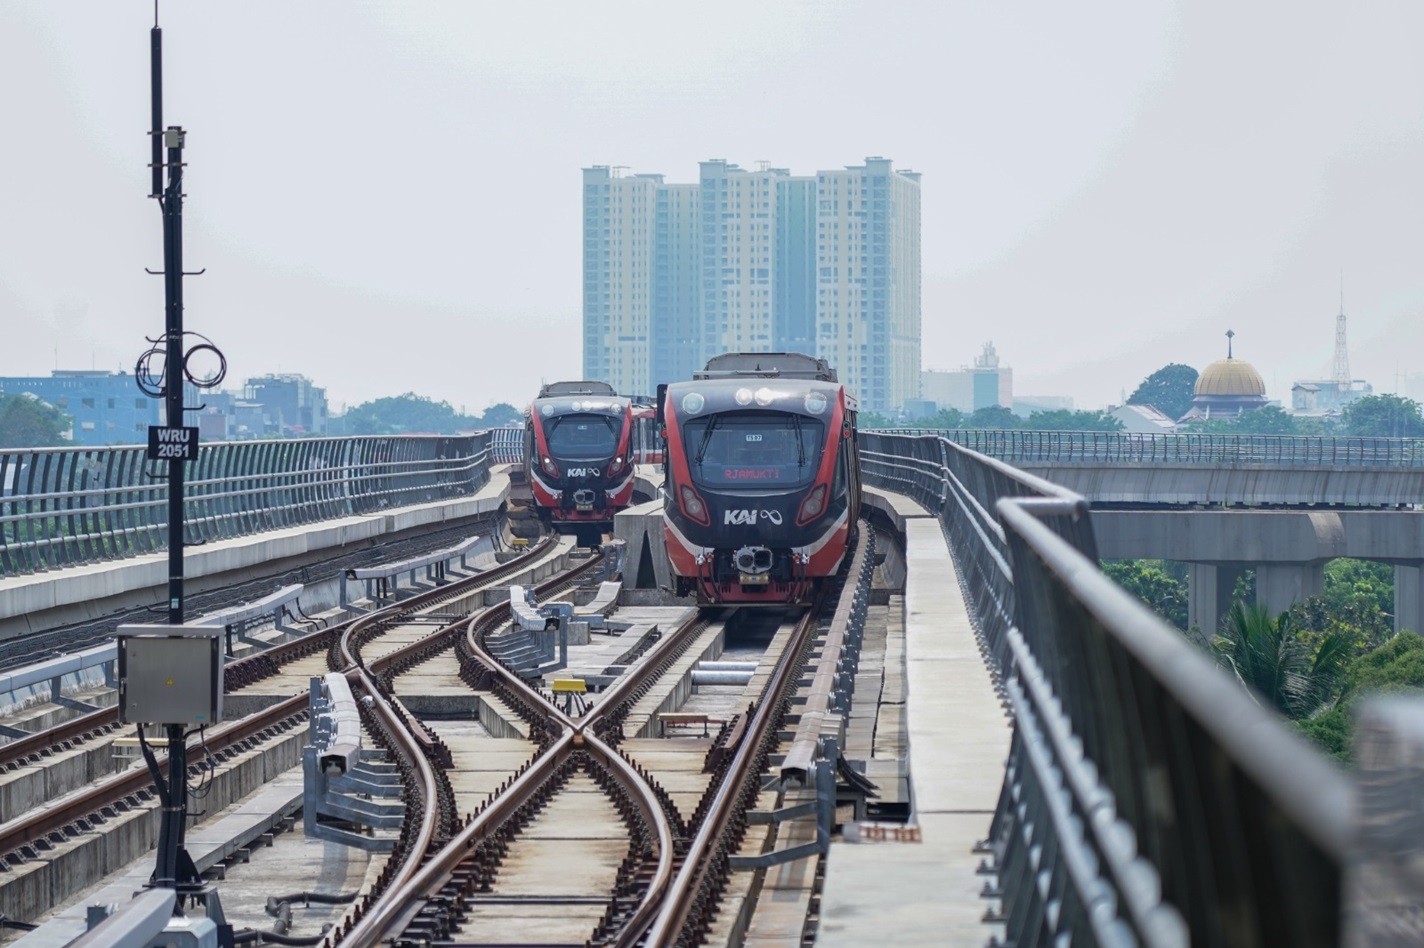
[337,600,706,947]
[0,534,555,770]
[0,534,563,875]
[0,688,307,859]
[644,535,864,946]
[334,552,606,945]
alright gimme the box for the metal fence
[0,434,492,577]
[879,428,1424,467]
[489,426,522,465]
[861,432,1353,946]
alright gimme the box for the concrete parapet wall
[1020,462,1424,507]
[0,476,509,643]
[614,500,672,592]
[0,724,305,923]
[1094,509,1424,564]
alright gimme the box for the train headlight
[797,485,827,525]
[679,484,710,526]
[754,387,775,406]
[542,456,556,475]
[735,388,753,406]
[804,392,828,415]
[609,455,625,474]
[681,392,705,415]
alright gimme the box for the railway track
[332,526,872,948]
[0,534,582,877]
[0,535,569,776]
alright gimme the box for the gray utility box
[116,624,225,727]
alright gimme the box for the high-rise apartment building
[583,157,920,411]
[815,158,922,412]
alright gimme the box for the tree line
[1127,362,1424,437]
[329,393,522,436]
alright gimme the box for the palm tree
[1211,601,1351,719]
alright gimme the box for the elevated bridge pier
[1395,563,1424,639]
[1098,508,1424,635]
[1186,561,1327,634]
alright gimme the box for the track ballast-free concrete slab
[817,487,1010,947]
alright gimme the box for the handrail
[859,431,1358,945]
[874,428,1424,467]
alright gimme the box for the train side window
[833,441,847,495]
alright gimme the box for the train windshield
[682,412,824,488]
[546,413,620,459]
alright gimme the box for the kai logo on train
[723,509,783,526]
[565,467,601,478]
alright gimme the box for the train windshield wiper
[790,414,806,468]
[693,415,721,470]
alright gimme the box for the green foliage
[1344,630,1424,696]
[903,408,965,430]
[1102,559,1188,629]
[1339,394,1424,438]
[1183,404,1299,435]
[1288,559,1395,652]
[1127,363,1199,420]
[478,402,522,428]
[341,393,474,435]
[1295,707,1350,762]
[966,405,1020,429]
[859,411,898,429]
[1212,601,1351,719]
[1023,409,1124,432]
[0,394,70,448]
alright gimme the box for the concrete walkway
[818,487,1010,946]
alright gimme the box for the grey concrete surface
[819,487,1009,947]
[1018,461,1424,507]
[614,499,672,592]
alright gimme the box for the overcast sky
[2,2,1421,413]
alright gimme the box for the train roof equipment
[538,380,618,398]
[694,352,837,383]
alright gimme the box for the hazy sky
[2,2,1421,413]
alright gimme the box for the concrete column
[1255,563,1325,617]
[1189,562,1254,635]
[1187,563,1218,636]
[1395,565,1424,635]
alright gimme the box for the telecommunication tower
[1332,280,1351,385]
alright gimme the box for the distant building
[0,370,198,446]
[1178,331,1269,423]
[583,157,921,412]
[243,375,328,437]
[921,342,1012,414]
[1112,403,1177,433]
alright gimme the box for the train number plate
[739,573,770,585]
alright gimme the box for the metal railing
[877,428,1424,467]
[861,432,1354,946]
[0,434,492,577]
[489,426,522,464]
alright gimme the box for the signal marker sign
[147,426,199,461]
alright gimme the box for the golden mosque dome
[1194,357,1266,397]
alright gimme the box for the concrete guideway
[818,487,1010,946]
[1017,460,1424,507]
